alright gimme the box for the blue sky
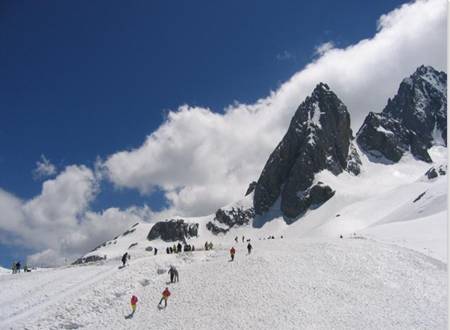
[2,0,443,267]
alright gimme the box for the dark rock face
[357,66,447,163]
[245,181,257,196]
[72,255,106,265]
[147,219,199,242]
[283,182,335,223]
[425,164,447,179]
[207,206,255,234]
[254,83,359,220]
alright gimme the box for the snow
[432,123,446,146]
[0,266,11,275]
[0,237,446,329]
[0,143,447,328]
[375,125,394,135]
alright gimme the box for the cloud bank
[0,0,446,265]
[104,0,446,217]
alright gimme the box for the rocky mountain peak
[253,84,360,220]
[357,65,447,163]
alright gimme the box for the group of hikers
[124,236,254,316]
[11,261,31,274]
[166,242,195,254]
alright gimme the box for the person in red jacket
[130,295,138,315]
[230,247,236,261]
[159,287,171,308]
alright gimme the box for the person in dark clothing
[204,241,209,251]
[154,248,158,255]
[168,266,179,283]
[166,247,170,254]
[230,247,236,261]
[242,236,245,243]
[177,242,182,253]
[16,261,21,273]
[169,247,173,253]
[247,243,252,254]
[121,252,128,267]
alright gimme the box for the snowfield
[0,147,447,329]
[0,237,447,330]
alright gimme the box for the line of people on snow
[123,237,254,316]
[165,242,196,254]
[11,261,31,274]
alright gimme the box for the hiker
[166,247,170,254]
[204,241,209,251]
[168,266,178,283]
[208,242,213,250]
[177,242,182,253]
[173,244,177,253]
[16,261,21,273]
[158,287,171,308]
[154,248,158,255]
[230,247,236,261]
[192,245,195,251]
[121,252,128,267]
[130,295,138,315]
[247,242,252,254]
[242,236,245,243]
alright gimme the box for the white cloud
[32,154,57,180]
[314,41,335,56]
[0,166,151,266]
[104,0,446,219]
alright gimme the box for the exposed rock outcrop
[207,206,255,234]
[357,66,447,163]
[147,219,199,242]
[254,83,359,220]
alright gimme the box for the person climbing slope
[247,242,252,254]
[158,287,171,308]
[130,295,138,315]
[121,252,128,267]
[230,247,236,261]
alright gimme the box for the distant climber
[177,242,182,253]
[16,261,21,273]
[204,241,209,251]
[121,252,128,267]
[154,248,158,255]
[208,242,213,250]
[158,287,171,308]
[168,266,179,283]
[247,242,252,254]
[230,247,236,261]
[242,236,245,243]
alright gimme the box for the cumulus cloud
[104,0,446,219]
[314,41,335,56]
[32,154,57,180]
[0,166,151,266]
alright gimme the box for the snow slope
[0,237,446,329]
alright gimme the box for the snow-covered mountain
[77,65,447,264]
[0,65,446,329]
